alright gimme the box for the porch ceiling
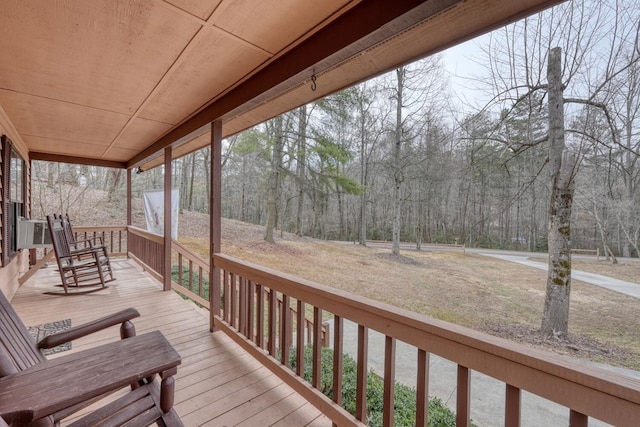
[0,0,563,170]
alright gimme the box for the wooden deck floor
[12,258,331,427]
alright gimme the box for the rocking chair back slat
[0,292,45,376]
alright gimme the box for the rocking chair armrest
[69,245,105,256]
[73,236,105,247]
[37,308,140,350]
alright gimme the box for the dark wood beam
[126,168,132,226]
[30,152,126,169]
[128,0,459,168]
[163,146,172,292]
[209,120,222,332]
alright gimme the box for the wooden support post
[210,120,222,331]
[163,146,172,292]
[126,168,132,227]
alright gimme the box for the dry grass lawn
[178,215,640,370]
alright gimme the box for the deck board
[12,259,331,427]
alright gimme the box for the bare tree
[265,115,284,242]
[480,0,639,335]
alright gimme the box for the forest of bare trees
[33,0,639,262]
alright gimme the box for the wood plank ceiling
[0,0,564,170]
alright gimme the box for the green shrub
[170,265,209,299]
[289,346,458,427]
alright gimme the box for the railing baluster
[177,253,183,287]
[256,284,265,348]
[383,335,396,427]
[188,260,193,292]
[281,294,291,366]
[356,325,368,422]
[223,271,230,323]
[268,288,277,356]
[505,384,521,427]
[239,277,247,336]
[247,280,255,342]
[312,307,322,389]
[198,266,203,298]
[457,365,471,427]
[296,300,305,377]
[289,305,295,346]
[569,410,588,427]
[332,315,343,427]
[230,273,237,328]
[416,349,430,427]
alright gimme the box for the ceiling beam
[30,152,126,169]
[127,0,460,168]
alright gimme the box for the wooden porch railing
[127,226,164,282]
[169,240,328,346]
[126,232,328,346]
[212,253,640,427]
[74,226,128,257]
[170,240,210,308]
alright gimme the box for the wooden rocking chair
[57,214,115,280]
[46,215,113,295]
[0,291,183,426]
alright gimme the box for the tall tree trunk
[358,98,368,246]
[107,169,122,202]
[265,115,283,243]
[392,67,404,255]
[202,148,210,213]
[241,153,247,222]
[358,150,368,245]
[295,106,307,236]
[179,156,189,214]
[188,153,196,211]
[541,47,577,337]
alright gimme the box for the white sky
[441,35,494,114]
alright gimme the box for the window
[2,135,26,266]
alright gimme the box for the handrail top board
[0,331,181,424]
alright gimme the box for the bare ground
[178,214,640,370]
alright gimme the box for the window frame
[1,135,26,266]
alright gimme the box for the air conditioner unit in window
[17,218,52,249]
